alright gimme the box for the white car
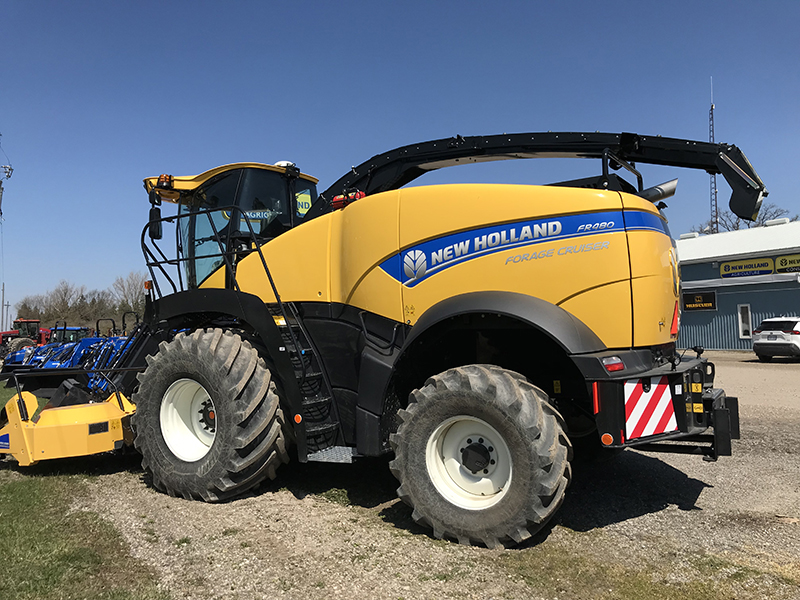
[752,316,800,362]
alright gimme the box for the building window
[738,304,752,339]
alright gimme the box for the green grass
[1,382,17,410]
[499,533,799,600]
[0,469,169,600]
[318,487,351,505]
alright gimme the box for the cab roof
[143,162,318,204]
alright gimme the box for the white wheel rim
[160,378,216,462]
[425,415,512,510]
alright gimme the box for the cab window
[179,170,242,288]
[237,169,291,238]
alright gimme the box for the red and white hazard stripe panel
[624,376,678,441]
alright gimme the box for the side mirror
[149,206,163,240]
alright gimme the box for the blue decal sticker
[0,433,9,450]
[382,211,629,287]
[622,210,667,234]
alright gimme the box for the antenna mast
[0,132,12,219]
[709,77,719,233]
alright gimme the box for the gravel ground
[66,351,799,600]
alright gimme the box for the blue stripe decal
[381,209,668,288]
[0,433,9,450]
[382,211,624,287]
[623,210,667,234]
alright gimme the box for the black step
[302,395,332,421]
[295,370,323,380]
[305,422,338,436]
[302,395,332,408]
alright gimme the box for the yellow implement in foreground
[0,390,135,466]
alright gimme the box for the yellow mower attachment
[0,391,135,466]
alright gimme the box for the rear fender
[354,291,606,455]
[404,291,606,355]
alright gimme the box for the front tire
[132,329,290,501]
[390,365,572,548]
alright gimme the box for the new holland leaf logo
[403,250,427,280]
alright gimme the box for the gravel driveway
[71,350,800,600]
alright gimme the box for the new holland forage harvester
[1,132,766,547]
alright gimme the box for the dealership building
[676,219,800,351]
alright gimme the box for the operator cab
[145,163,318,289]
[14,320,40,339]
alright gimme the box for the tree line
[14,272,147,331]
[692,202,799,233]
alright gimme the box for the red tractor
[0,319,51,358]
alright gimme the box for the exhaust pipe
[638,178,678,203]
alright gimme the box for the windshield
[176,168,318,289]
[53,329,89,343]
[757,320,799,332]
[15,321,38,337]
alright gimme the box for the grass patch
[499,536,799,600]
[318,487,351,505]
[0,471,168,600]
[0,382,18,409]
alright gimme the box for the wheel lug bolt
[479,438,484,444]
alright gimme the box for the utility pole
[709,77,719,234]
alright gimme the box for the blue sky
[1,0,798,318]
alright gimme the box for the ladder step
[305,422,338,435]
[295,370,322,379]
[302,395,332,421]
[302,395,332,408]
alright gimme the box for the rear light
[753,330,762,334]
[784,330,800,335]
[601,356,625,372]
[670,301,680,337]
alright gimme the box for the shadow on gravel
[257,448,713,543]
[3,441,712,544]
[258,456,432,537]
[743,356,800,364]
[260,455,400,508]
[558,450,711,532]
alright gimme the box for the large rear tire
[8,337,35,354]
[390,365,572,548]
[132,329,290,501]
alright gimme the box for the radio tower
[709,78,719,233]
[0,132,12,219]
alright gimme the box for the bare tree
[112,271,147,318]
[692,202,799,233]
[14,274,146,329]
